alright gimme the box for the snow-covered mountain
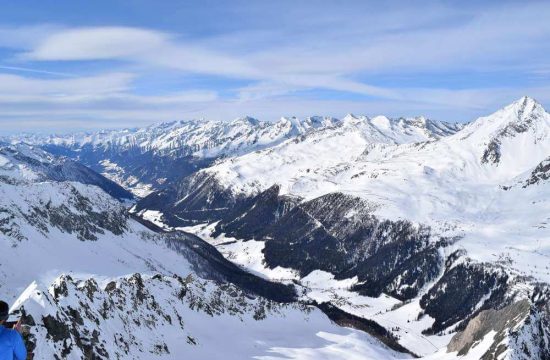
[133,97,550,358]
[11,114,461,197]
[0,144,416,359]
[5,98,549,358]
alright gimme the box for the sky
[0,0,549,134]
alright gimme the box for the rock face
[524,156,550,187]
[17,273,304,359]
[0,180,128,243]
[447,298,550,360]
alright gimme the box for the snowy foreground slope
[0,145,409,359]
[135,97,550,359]
[11,114,461,197]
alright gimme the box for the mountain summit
[451,97,550,170]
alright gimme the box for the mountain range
[3,97,549,359]
[14,114,462,197]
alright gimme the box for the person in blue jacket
[0,301,26,360]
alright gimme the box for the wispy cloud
[0,65,74,77]
[0,72,134,95]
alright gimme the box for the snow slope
[12,274,409,360]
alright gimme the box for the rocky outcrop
[447,297,550,360]
[30,186,128,241]
[0,181,128,243]
[524,156,550,187]
[16,273,307,359]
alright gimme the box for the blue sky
[0,0,549,133]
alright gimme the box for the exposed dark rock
[481,139,501,164]
[524,157,550,187]
[29,185,128,241]
[43,315,71,343]
[447,298,550,360]
[448,299,530,357]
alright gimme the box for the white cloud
[0,65,74,77]
[0,72,217,106]
[23,26,259,79]
[0,72,134,95]
[25,27,168,61]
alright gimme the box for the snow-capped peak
[445,96,549,172]
[370,115,392,129]
[459,96,548,140]
[229,116,261,126]
[341,113,366,126]
[512,96,545,118]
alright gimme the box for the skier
[0,301,26,360]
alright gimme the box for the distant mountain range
[12,114,462,197]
